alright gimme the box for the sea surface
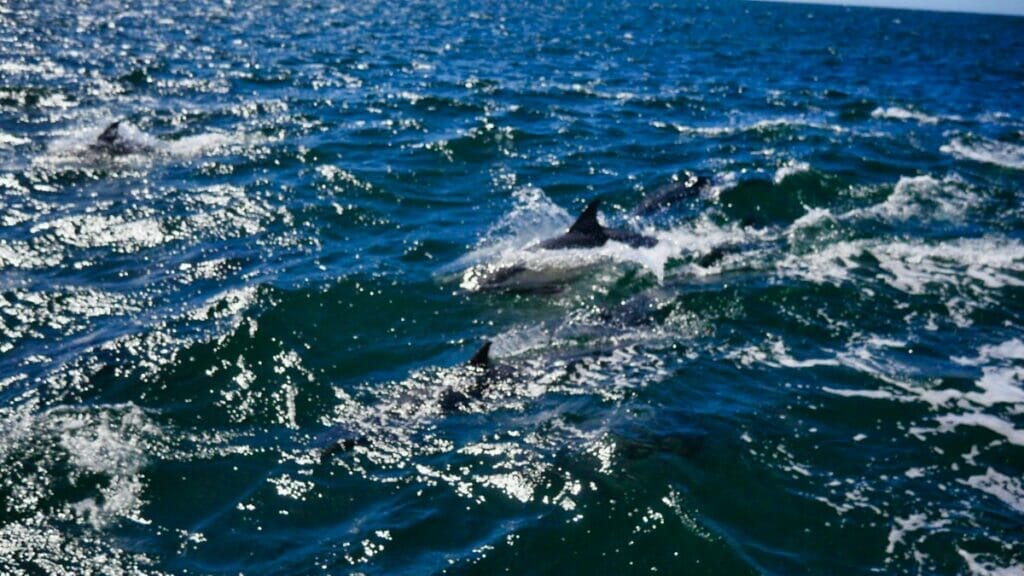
[1,1,1023,574]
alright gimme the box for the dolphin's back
[538,231,608,250]
[538,198,656,250]
[632,174,710,216]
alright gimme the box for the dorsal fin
[469,341,491,366]
[97,121,121,144]
[569,199,604,235]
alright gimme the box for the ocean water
[1,0,1023,574]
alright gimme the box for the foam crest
[930,413,1024,446]
[164,131,235,157]
[652,116,844,138]
[957,549,1024,576]
[941,136,1024,170]
[849,174,976,223]
[31,211,171,252]
[870,106,947,124]
[961,468,1024,515]
[773,159,810,184]
[872,238,1024,293]
[779,236,1024,294]
[953,339,1024,366]
[0,401,162,534]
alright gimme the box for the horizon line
[749,0,1024,18]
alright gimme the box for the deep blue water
[1,1,1023,574]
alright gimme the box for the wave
[845,174,977,223]
[870,106,955,125]
[780,235,1024,295]
[773,159,810,184]
[2,183,279,271]
[650,116,845,138]
[0,131,31,149]
[940,136,1024,170]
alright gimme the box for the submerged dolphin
[631,172,711,216]
[318,341,513,462]
[439,341,516,411]
[89,121,154,156]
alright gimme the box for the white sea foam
[164,131,235,157]
[837,346,960,408]
[773,159,810,184]
[785,207,840,250]
[965,367,1024,407]
[871,106,945,125]
[31,212,171,252]
[776,239,863,285]
[822,325,1024,415]
[849,174,975,223]
[445,186,571,273]
[0,131,31,148]
[651,116,844,138]
[726,337,839,370]
[961,468,1024,515]
[958,549,1024,576]
[953,339,1024,366]
[822,387,898,400]
[45,120,158,158]
[886,513,950,555]
[941,136,1024,170]
[779,236,1024,295]
[931,413,1024,446]
[782,174,983,245]
[873,238,1024,293]
[0,402,161,532]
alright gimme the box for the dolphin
[463,199,659,293]
[318,341,513,462]
[538,199,658,250]
[89,121,154,156]
[631,172,711,216]
[438,341,516,411]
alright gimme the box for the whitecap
[0,131,31,148]
[961,467,1024,515]
[871,106,945,125]
[941,136,1024,170]
[779,236,1024,295]
[773,159,810,184]
[931,413,1024,446]
[965,367,1024,407]
[847,174,975,223]
[958,548,1024,576]
[953,339,1024,366]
